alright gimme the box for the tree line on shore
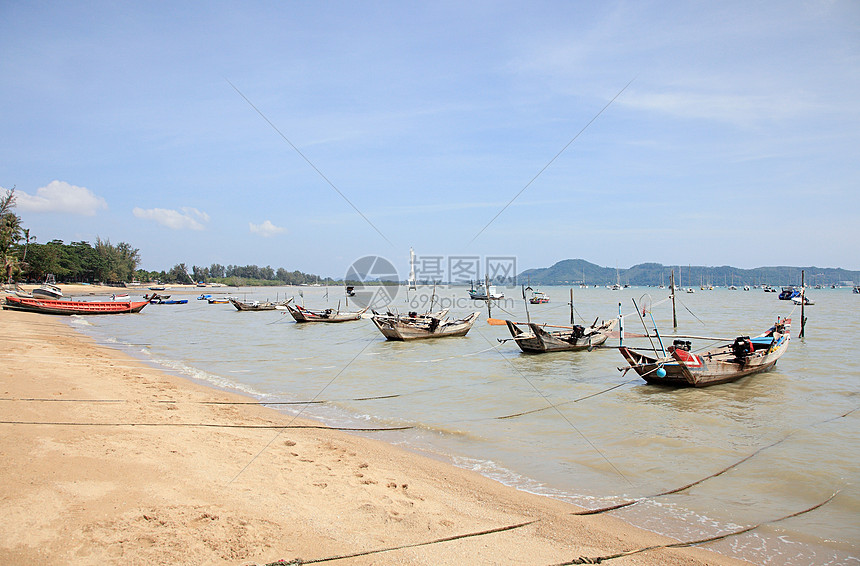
[1,188,333,286]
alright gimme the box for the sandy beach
[0,287,749,565]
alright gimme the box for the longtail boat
[3,296,149,315]
[285,303,367,323]
[229,297,291,311]
[503,318,617,353]
[618,318,790,387]
[371,311,480,340]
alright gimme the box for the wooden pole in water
[800,269,806,338]
[485,275,492,319]
[670,270,678,329]
[522,284,530,324]
[569,288,574,325]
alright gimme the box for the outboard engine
[571,325,585,339]
[732,336,752,358]
[672,339,692,351]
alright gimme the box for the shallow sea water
[71,285,859,565]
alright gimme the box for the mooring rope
[495,379,638,420]
[556,490,840,565]
[264,519,539,565]
[473,327,632,485]
[0,420,412,432]
[570,406,858,516]
[256,490,840,566]
[409,343,501,363]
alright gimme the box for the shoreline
[0,294,750,565]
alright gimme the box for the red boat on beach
[3,295,149,315]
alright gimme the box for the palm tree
[1,188,24,283]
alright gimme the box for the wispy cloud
[16,180,108,216]
[133,207,209,230]
[249,220,285,237]
[621,89,814,127]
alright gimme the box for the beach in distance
[0,286,750,566]
[2,283,857,565]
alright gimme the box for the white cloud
[249,220,285,237]
[621,89,813,127]
[16,180,108,215]
[133,207,209,230]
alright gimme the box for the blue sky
[2,1,858,279]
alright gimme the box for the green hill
[517,259,859,287]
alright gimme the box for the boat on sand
[3,296,149,315]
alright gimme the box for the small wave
[150,357,265,398]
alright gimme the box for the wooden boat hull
[617,347,692,387]
[618,319,790,387]
[286,304,364,322]
[506,319,617,353]
[229,298,289,311]
[3,296,149,315]
[372,312,480,340]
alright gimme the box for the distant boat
[32,275,63,300]
[778,287,800,300]
[110,293,130,300]
[13,284,33,298]
[150,298,187,305]
[207,297,231,304]
[3,296,149,315]
[619,318,791,387]
[468,280,504,300]
[792,295,814,305]
[528,290,549,304]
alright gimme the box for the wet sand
[0,289,749,565]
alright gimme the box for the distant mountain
[517,259,859,287]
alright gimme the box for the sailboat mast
[408,247,417,290]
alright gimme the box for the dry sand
[0,287,750,565]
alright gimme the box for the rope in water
[570,405,857,516]
[556,490,840,565]
[256,491,839,566]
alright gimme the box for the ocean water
[69,285,859,565]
